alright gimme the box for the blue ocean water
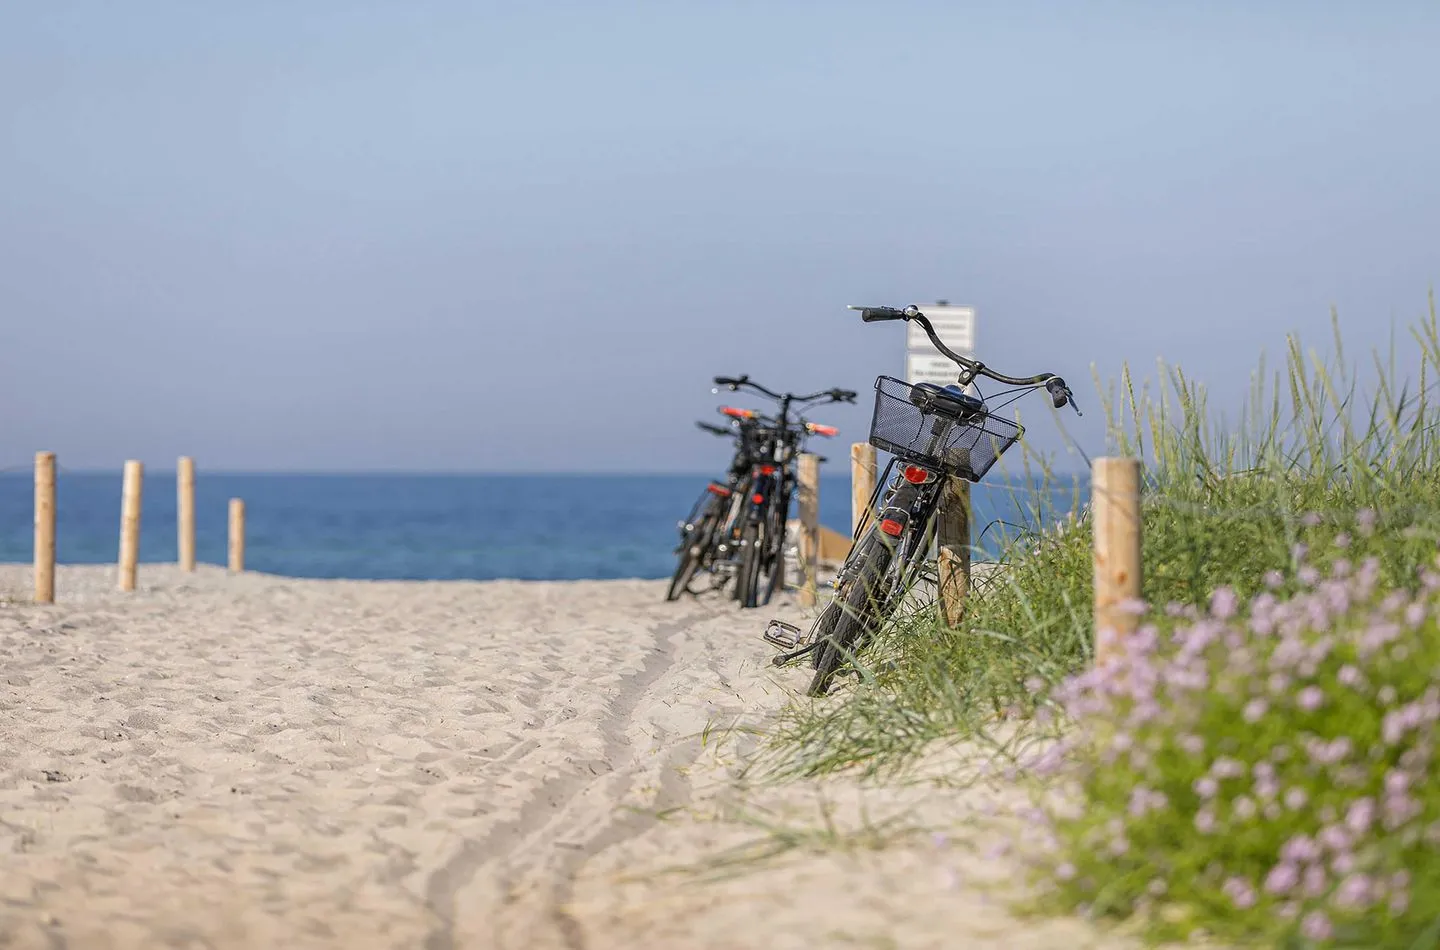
[0,472,1083,581]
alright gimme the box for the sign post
[904,302,977,624]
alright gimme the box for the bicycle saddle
[908,382,985,419]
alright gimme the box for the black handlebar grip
[713,375,741,388]
[1046,377,1069,409]
[860,307,907,323]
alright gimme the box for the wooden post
[228,498,245,573]
[177,456,196,572]
[850,442,877,535]
[34,452,56,604]
[936,476,971,627]
[1092,457,1143,666]
[797,453,820,607]
[118,460,143,592]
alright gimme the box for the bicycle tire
[807,534,892,696]
[761,487,789,606]
[737,520,765,609]
[666,506,718,601]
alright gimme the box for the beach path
[0,566,1139,950]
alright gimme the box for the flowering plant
[1029,547,1440,947]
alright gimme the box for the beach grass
[758,294,1440,947]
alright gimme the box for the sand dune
[0,565,1141,949]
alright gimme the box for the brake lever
[1067,388,1083,417]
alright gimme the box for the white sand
[0,565,1147,949]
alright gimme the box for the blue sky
[2,1,1437,472]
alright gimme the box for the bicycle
[762,305,1080,695]
[710,377,854,609]
[665,410,768,601]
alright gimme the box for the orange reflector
[903,465,931,484]
[808,424,839,437]
[752,493,765,505]
[879,518,905,537]
[706,484,731,496]
[720,407,755,419]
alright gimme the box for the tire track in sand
[421,601,721,950]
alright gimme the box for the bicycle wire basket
[868,375,1023,481]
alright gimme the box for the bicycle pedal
[762,619,804,650]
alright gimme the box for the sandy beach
[0,565,1141,949]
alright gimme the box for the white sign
[906,306,975,353]
[905,352,965,388]
[905,304,976,390]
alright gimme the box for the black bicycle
[666,409,769,601]
[712,376,855,609]
[764,305,1080,695]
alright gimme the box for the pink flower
[1264,862,1299,895]
[1345,799,1375,835]
[1301,911,1333,941]
[1244,698,1269,722]
[1333,873,1373,909]
[1195,809,1217,834]
[1194,776,1219,799]
[1211,587,1239,619]
[1264,570,1285,589]
[1284,787,1308,810]
[1223,877,1257,909]
[1337,664,1362,687]
[1055,862,1076,881]
[1281,835,1320,864]
[1297,686,1325,711]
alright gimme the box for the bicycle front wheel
[736,520,765,609]
[666,505,719,601]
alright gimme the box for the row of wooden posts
[30,452,247,604]
[28,449,1143,661]
[790,447,1141,664]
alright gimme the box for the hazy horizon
[5,2,1438,474]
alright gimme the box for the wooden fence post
[118,460,143,592]
[850,442,877,536]
[798,453,820,607]
[1092,457,1142,665]
[936,476,971,627]
[228,498,246,573]
[177,456,196,572]
[34,452,56,604]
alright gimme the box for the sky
[2,1,1437,473]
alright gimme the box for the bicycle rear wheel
[807,533,892,696]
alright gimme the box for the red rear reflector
[707,484,731,496]
[752,493,765,505]
[809,424,839,437]
[879,518,905,537]
[903,465,931,484]
[759,465,776,476]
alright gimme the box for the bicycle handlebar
[695,421,732,437]
[846,305,1081,414]
[713,375,857,407]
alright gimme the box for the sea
[0,472,1085,581]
